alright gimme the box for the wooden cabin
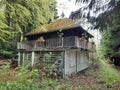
[17,18,96,77]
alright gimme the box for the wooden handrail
[17,36,95,51]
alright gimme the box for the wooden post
[26,53,28,61]
[18,52,20,66]
[62,37,63,47]
[75,36,78,47]
[22,52,25,66]
[62,52,65,78]
[34,42,36,49]
[31,51,35,67]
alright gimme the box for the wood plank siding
[64,50,89,75]
[17,36,96,52]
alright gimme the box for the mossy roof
[25,18,79,36]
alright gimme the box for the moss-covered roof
[25,18,79,36]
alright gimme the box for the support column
[62,37,63,47]
[18,52,20,66]
[22,52,25,66]
[26,53,28,61]
[31,51,35,67]
[76,51,77,73]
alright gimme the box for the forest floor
[0,58,120,90]
[110,65,120,74]
[0,57,10,69]
[66,67,120,90]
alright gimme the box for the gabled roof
[25,18,79,36]
[25,18,93,37]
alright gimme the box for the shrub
[29,69,39,79]
[0,50,13,58]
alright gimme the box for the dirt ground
[65,63,120,90]
[64,71,120,90]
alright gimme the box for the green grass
[98,60,120,86]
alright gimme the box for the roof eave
[24,25,93,38]
[24,25,80,37]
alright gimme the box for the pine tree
[0,3,11,42]
[3,0,58,42]
[101,18,120,58]
[71,0,120,31]
[0,0,58,55]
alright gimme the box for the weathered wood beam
[31,51,35,67]
[22,52,25,66]
[18,52,20,66]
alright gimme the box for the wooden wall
[64,50,89,75]
[77,51,89,72]
[65,50,77,75]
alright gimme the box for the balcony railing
[17,36,96,51]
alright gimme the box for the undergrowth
[98,60,120,86]
[83,50,120,88]
[0,67,73,90]
[96,50,120,86]
[0,50,120,90]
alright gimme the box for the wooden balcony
[17,36,96,52]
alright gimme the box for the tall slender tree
[4,0,58,41]
[0,0,58,54]
[0,1,11,42]
[72,0,120,64]
[70,0,120,31]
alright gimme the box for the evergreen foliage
[0,0,58,56]
[4,0,57,41]
[101,19,120,58]
[71,0,120,31]
[72,0,120,63]
[100,4,120,59]
[0,9,10,42]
